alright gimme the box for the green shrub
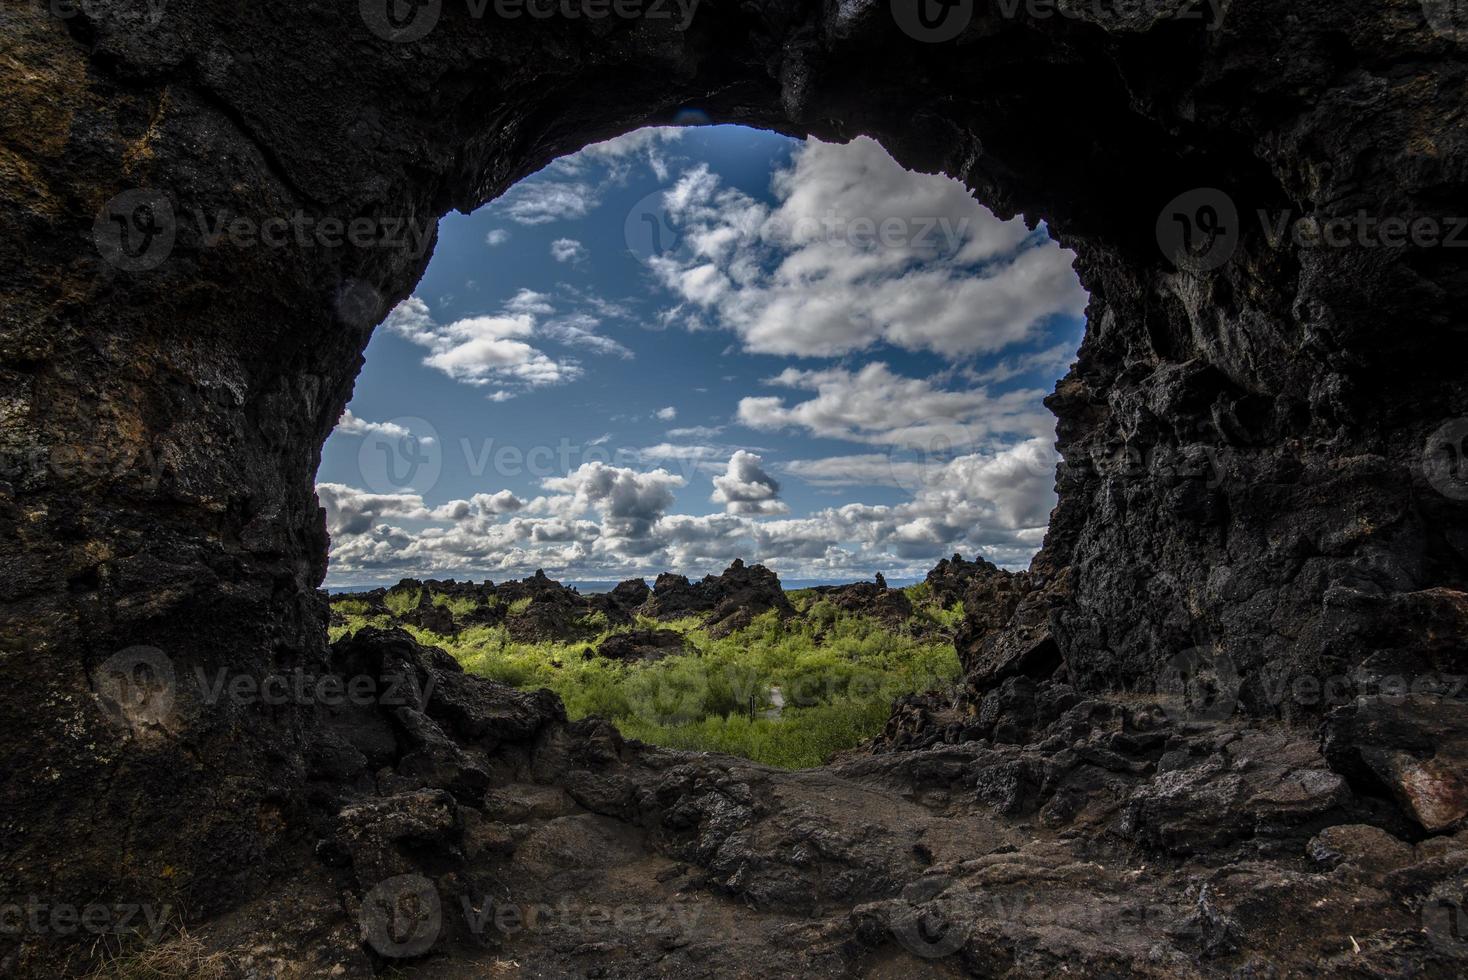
[507,596,533,615]
[417,593,960,769]
[383,588,421,617]
[332,598,370,616]
[431,593,481,616]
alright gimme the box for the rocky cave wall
[1,0,1465,956]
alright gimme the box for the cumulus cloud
[334,411,435,445]
[711,451,788,515]
[541,462,685,543]
[383,293,635,396]
[642,136,1087,358]
[737,362,1053,447]
[551,238,587,263]
[500,182,595,225]
[655,406,678,421]
[485,228,510,246]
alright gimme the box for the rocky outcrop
[61,626,1468,976]
[807,575,914,624]
[638,559,794,636]
[589,628,688,663]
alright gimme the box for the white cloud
[737,362,1052,447]
[667,425,724,439]
[334,410,435,445]
[655,406,678,421]
[541,462,686,542]
[485,229,510,246]
[644,136,1086,358]
[501,182,595,225]
[711,451,788,516]
[383,292,642,395]
[551,238,587,263]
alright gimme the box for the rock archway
[2,0,1465,973]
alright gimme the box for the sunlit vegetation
[330,590,963,769]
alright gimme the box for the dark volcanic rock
[590,628,688,663]
[4,0,1468,973]
[1324,695,1468,833]
[925,553,1009,610]
[808,576,914,624]
[638,559,794,636]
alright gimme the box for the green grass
[506,596,533,615]
[383,587,421,617]
[431,593,481,616]
[330,600,960,769]
[332,597,371,616]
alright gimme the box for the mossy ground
[330,585,961,769]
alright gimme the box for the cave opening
[9,2,1466,973]
[315,122,1089,767]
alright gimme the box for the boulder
[590,628,688,663]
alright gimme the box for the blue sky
[317,125,1087,586]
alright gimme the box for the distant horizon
[324,572,930,595]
